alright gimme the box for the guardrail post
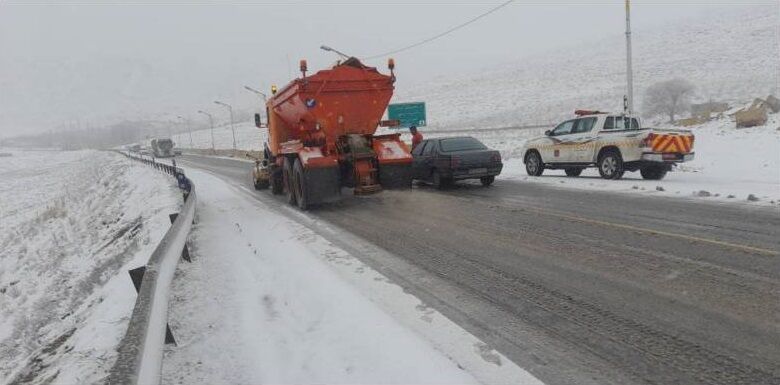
[169,213,191,263]
[128,266,177,345]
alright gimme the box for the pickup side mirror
[544,130,552,136]
[254,113,262,128]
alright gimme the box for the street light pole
[625,0,634,115]
[214,100,236,151]
[243,85,268,126]
[177,115,192,147]
[197,110,215,153]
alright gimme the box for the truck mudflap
[302,166,341,205]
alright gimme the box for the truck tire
[525,151,544,176]
[293,159,310,210]
[564,168,583,177]
[480,176,495,186]
[271,167,284,195]
[598,149,624,180]
[283,157,297,206]
[640,165,668,180]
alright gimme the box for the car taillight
[491,152,501,163]
[451,156,460,168]
[640,132,656,148]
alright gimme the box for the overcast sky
[0,0,775,137]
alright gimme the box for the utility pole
[625,0,634,115]
[198,110,215,153]
[214,100,236,151]
[177,115,192,147]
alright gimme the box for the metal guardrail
[107,151,196,385]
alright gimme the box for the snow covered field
[0,150,180,384]
[162,168,541,385]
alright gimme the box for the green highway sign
[387,102,426,128]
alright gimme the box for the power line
[362,0,514,60]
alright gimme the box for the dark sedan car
[411,136,503,188]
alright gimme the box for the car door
[567,117,598,163]
[543,119,576,163]
[412,140,432,179]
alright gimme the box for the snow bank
[162,169,540,385]
[0,150,180,384]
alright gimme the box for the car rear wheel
[564,168,584,177]
[640,165,668,180]
[480,176,495,186]
[525,151,544,176]
[598,150,624,180]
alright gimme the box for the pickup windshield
[440,137,487,152]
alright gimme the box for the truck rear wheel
[640,165,668,180]
[293,158,309,210]
[283,157,297,205]
[525,151,544,176]
[598,150,624,180]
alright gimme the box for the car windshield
[439,137,487,152]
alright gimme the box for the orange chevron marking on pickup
[650,133,693,154]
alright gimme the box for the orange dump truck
[252,57,413,209]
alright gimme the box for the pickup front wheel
[525,151,544,176]
[598,150,624,180]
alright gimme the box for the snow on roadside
[0,150,181,385]
[162,169,541,385]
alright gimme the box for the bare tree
[642,79,696,123]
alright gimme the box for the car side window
[603,116,615,130]
[573,117,597,133]
[422,141,436,156]
[551,120,575,136]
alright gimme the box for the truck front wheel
[640,165,668,180]
[283,157,297,205]
[293,158,309,210]
[270,167,284,195]
[598,150,624,180]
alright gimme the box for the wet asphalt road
[177,154,780,385]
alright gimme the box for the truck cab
[522,111,695,180]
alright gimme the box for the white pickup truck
[521,111,695,180]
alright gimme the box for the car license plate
[469,168,487,175]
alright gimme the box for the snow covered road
[162,168,540,385]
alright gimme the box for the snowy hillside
[397,5,779,130]
[0,151,180,384]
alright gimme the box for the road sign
[388,102,426,128]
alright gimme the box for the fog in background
[0,0,774,145]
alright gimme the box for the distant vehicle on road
[521,110,695,180]
[150,138,175,158]
[412,136,502,188]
